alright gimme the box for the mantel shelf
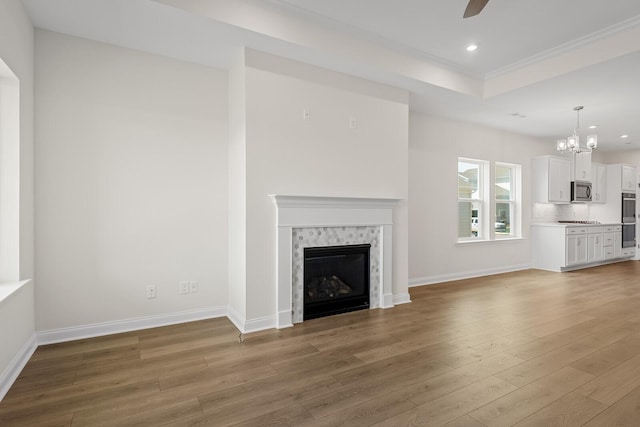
[269,195,401,210]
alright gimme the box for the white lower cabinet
[604,226,622,260]
[566,232,588,266]
[532,223,631,272]
[587,227,604,263]
[622,246,636,258]
[604,232,615,260]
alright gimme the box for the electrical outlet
[179,281,189,295]
[146,285,156,299]
[189,280,198,293]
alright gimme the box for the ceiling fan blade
[463,0,489,18]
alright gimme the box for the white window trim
[495,162,522,240]
[458,158,521,243]
[458,158,489,242]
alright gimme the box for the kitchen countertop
[532,222,622,227]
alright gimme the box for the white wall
[34,31,229,334]
[409,113,552,285]
[0,0,35,400]
[600,149,640,166]
[235,50,409,328]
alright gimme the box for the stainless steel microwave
[571,181,592,202]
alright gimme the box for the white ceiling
[21,0,640,151]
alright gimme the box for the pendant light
[556,106,598,153]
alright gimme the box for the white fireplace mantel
[269,195,401,328]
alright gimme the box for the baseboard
[277,310,293,329]
[382,292,394,308]
[393,292,412,305]
[243,315,277,333]
[226,306,277,334]
[0,333,37,401]
[409,264,531,287]
[225,305,245,333]
[37,306,227,345]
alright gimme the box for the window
[458,159,488,240]
[0,58,21,282]
[458,158,521,242]
[495,162,521,239]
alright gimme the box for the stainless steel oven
[623,224,636,248]
[622,192,636,249]
[622,192,636,224]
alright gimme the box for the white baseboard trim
[37,306,227,345]
[409,264,531,287]
[277,310,293,329]
[226,306,277,334]
[225,305,245,333]
[0,333,37,401]
[382,292,394,308]
[393,292,412,305]
[243,315,277,333]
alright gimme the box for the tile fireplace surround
[270,195,400,328]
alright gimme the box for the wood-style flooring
[3,262,640,426]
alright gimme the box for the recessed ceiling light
[621,134,629,138]
[589,125,598,129]
[466,44,478,52]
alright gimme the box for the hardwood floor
[3,262,640,426]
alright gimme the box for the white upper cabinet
[533,155,571,203]
[622,165,637,193]
[591,163,606,203]
[572,151,592,182]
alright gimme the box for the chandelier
[556,106,598,153]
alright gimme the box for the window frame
[458,158,521,243]
[494,162,521,240]
[458,158,489,241]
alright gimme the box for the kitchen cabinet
[622,246,636,257]
[622,165,637,192]
[591,163,606,203]
[587,226,604,263]
[533,156,571,203]
[573,151,592,182]
[591,164,637,224]
[532,223,631,272]
[603,225,622,260]
[567,232,588,266]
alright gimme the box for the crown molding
[486,14,640,80]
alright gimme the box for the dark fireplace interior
[303,244,370,320]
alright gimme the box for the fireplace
[303,244,370,320]
[269,195,402,329]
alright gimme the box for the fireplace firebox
[303,244,370,320]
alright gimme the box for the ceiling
[21,0,640,151]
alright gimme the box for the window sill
[0,280,31,306]
[457,237,526,245]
